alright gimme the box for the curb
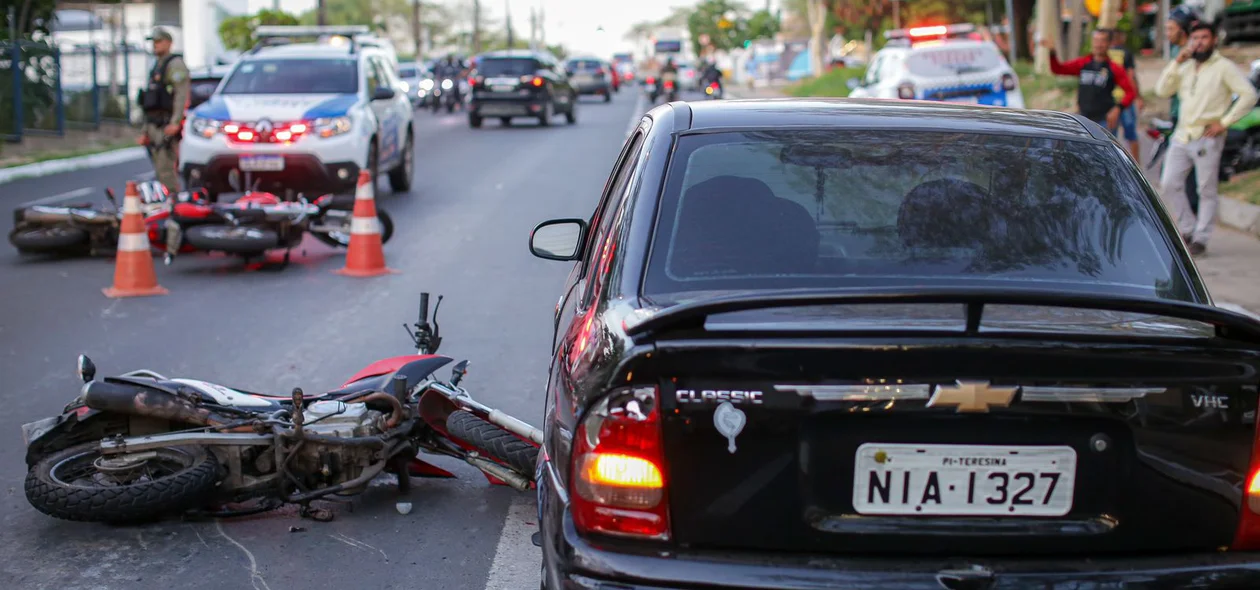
[0,146,147,185]
[1219,196,1260,238]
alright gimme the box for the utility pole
[413,0,422,60]
[539,2,545,47]
[505,0,514,48]
[529,6,537,50]
[317,0,327,25]
[472,0,482,53]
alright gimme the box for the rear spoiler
[622,287,1260,343]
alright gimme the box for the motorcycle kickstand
[390,455,412,495]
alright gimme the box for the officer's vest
[139,54,182,113]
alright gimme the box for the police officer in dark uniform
[138,27,190,193]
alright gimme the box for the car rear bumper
[181,154,359,195]
[573,82,610,95]
[470,97,549,117]
[540,464,1260,589]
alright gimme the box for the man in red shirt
[1042,29,1138,135]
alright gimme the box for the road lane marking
[484,495,540,590]
[215,520,272,590]
[625,92,646,138]
[17,187,93,207]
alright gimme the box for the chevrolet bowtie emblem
[927,381,1017,413]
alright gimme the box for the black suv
[468,50,577,128]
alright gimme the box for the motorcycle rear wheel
[446,410,538,476]
[26,443,220,523]
[183,225,280,255]
[9,225,89,253]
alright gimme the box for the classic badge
[926,381,1017,413]
[714,402,747,454]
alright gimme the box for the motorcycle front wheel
[312,210,394,248]
[26,443,220,523]
[9,225,90,253]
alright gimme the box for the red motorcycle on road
[10,180,393,265]
[21,293,539,523]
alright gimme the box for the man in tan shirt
[1155,23,1257,255]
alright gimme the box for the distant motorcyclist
[660,58,679,99]
[701,61,723,86]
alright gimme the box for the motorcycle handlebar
[419,293,430,324]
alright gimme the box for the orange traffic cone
[103,181,168,298]
[335,170,396,277]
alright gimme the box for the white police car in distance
[180,26,414,197]
[847,24,1024,109]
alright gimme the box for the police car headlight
[190,117,222,138]
[441,79,453,90]
[313,116,352,138]
[419,79,434,91]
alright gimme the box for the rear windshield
[567,59,603,71]
[189,77,222,104]
[398,64,418,78]
[477,58,540,77]
[643,130,1191,304]
[906,44,1004,77]
[221,59,358,94]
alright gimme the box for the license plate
[479,104,521,116]
[852,443,1076,517]
[239,155,284,172]
[945,95,980,104]
[487,77,518,86]
[573,75,594,85]
[22,416,60,446]
[490,85,515,93]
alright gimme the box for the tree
[686,0,779,56]
[218,9,301,52]
[804,0,827,78]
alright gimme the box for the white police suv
[180,26,414,197]
[847,24,1024,108]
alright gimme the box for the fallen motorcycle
[21,293,540,523]
[9,180,172,256]
[158,188,394,265]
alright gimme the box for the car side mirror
[529,218,588,261]
[846,78,861,90]
[373,86,396,101]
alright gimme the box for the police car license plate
[851,443,1076,517]
[240,155,284,172]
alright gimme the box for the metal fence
[2,41,154,142]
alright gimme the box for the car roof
[191,64,234,79]
[879,39,1000,54]
[246,43,366,59]
[682,99,1097,140]
[480,49,545,59]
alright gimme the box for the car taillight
[470,76,483,89]
[531,76,545,87]
[1233,409,1260,549]
[1001,73,1017,91]
[1146,128,1163,140]
[646,76,655,85]
[897,83,915,99]
[571,385,669,540]
[664,80,674,89]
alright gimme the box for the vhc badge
[255,119,273,134]
[713,402,747,454]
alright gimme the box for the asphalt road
[0,88,653,590]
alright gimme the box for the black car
[468,50,577,128]
[188,65,233,112]
[527,99,1260,589]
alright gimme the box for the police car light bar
[253,25,372,39]
[884,23,976,41]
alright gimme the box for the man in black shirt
[1042,29,1138,135]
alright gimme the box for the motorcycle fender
[23,407,109,467]
[340,354,453,388]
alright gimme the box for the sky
[245,0,705,56]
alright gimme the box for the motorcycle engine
[289,401,387,490]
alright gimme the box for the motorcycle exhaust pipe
[84,382,230,427]
[464,453,532,491]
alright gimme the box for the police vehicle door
[366,56,404,168]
